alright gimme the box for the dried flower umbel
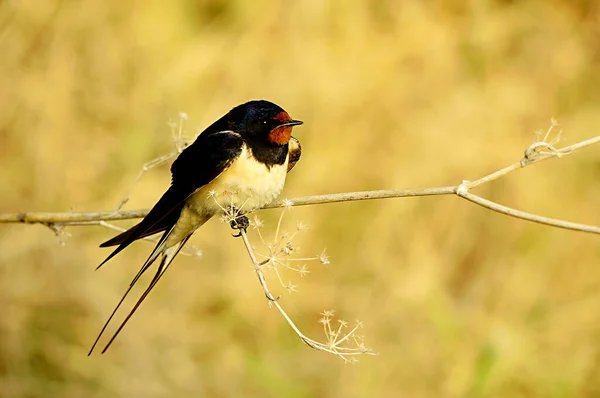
[224,200,374,362]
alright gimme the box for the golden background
[1,1,600,397]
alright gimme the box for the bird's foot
[230,212,250,237]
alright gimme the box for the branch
[0,132,599,235]
[238,227,374,362]
[457,190,600,234]
[0,188,455,223]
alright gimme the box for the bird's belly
[187,150,288,215]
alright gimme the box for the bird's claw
[230,214,250,237]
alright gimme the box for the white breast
[187,145,288,216]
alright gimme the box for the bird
[88,100,303,355]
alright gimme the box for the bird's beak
[279,120,303,127]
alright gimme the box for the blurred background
[1,0,600,397]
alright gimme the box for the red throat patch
[268,125,293,145]
[268,111,293,145]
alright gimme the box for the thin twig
[238,229,279,302]
[0,135,598,235]
[0,187,455,223]
[112,150,180,211]
[456,190,600,234]
[238,229,375,361]
[112,114,190,211]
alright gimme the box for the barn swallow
[89,100,302,354]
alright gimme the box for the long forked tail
[96,186,187,269]
[88,228,191,355]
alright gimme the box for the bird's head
[227,100,303,146]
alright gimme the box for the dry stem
[238,228,375,361]
[2,133,599,235]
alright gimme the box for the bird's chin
[268,125,293,145]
